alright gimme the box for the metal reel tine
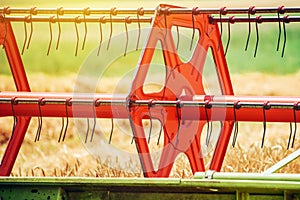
[281,15,290,58]
[84,118,90,143]
[291,102,299,148]
[81,7,90,51]
[147,100,153,144]
[136,7,143,50]
[261,102,270,148]
[276,6,285,51]
[175,100,182,145]
[163,7,169,46]
[34,98,44,142]
[245,6,255,51]
[232,101,240,147]
[157,120,163,145]
[97,17,104,56]
[58,117,64,142]
[157,109,164,146]
[74,16,80,56]
[108,118,114,144]
[55,7,63,50]
[224,16,235,56]
[90,99,97,142]
[26,19,33,50]
[254,16,262,58]
[26,7,36,50]
[90,99,100,142]
[107,7,117,50]
[10,97,18,135]
[287,122,293,149]
[205,100,212,146]
[276,11,282,51]
[2,7,9,48]
[47,16,55,56]
[176,26,180,50]
[190,7,197,51]
[61,98,71,142]
[218,7,227,50]
[124,16,131,56]
[21,17,28,55]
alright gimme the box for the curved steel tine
[175,100,182,145]
[205,100,212,146]
[2,7,9,48]
[90,99,97,142]
[35,98,44,142]
[84,118,90,143]
[82,7,89,51]
[47,16,55,56]
[21,16,29,55]
[281,15,289,58]
[276,7,282,51]
[245,13,251,51]
[261,102,270,148]
[58,117,64,142]
[245,6,255,51]
[232,101,240,147]
[291,102,299,148]
[254,16,262,58]
[108,119,114,144]
[157,120,163,145]
[107,7,117,50]
[11,97,18,135]
[126,98,135,145]
[26,7,36,50]
[163,7,169,45]
[176,26,180,50]
[56,7,63,50]
[74,16,80,56]
[147,100,153,144]
[190,7,197,51]
[157,109,164,145]
[136,7,143,50]
[224,16,235,56]
[97,16,105,56]
[218,7,227,50]
[124,16,131,56]
[61,98,71,142]
[287,122,293,149]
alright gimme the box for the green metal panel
[0,186,66,200]
[0,174,299,200]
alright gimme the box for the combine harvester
[0,4,300,199]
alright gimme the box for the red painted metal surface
[127,4,234,177]
[0,93,300,122]
[0,21,31,176]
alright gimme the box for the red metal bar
[126,4,234,177]
[0,21,31,176]
[1,93,299,122]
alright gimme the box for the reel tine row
[3,95,299,148]
[1,6,300,57]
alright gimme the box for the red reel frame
[128,4,234,177]
[0,21,31,176]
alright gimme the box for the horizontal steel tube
[0,92,300,122]
[194,172,300,181]
[3,15,299,24]
[1,7,300,15]
[210,16,300,23]
[3,16,152,23]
